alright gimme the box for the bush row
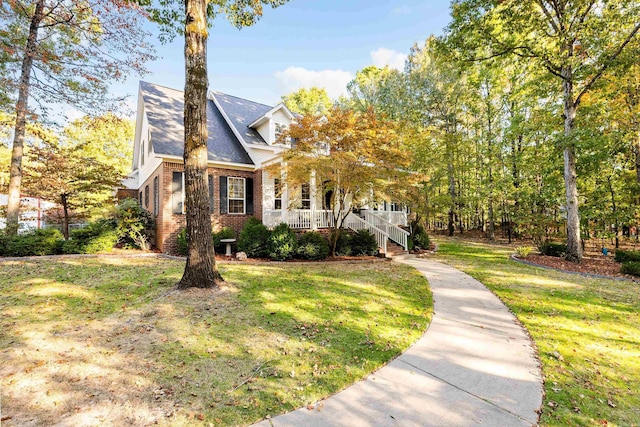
[177,219,379,261]
[0,198,154,257]
[0,220,118,257]
[614,249,640,263]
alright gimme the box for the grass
[0,255,431,426]
[433,238,640,427]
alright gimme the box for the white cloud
[370,48,407,71]
[275,67,354,100]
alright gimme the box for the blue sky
[106,0,452,114]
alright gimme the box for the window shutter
[220,176,228,214]
[246,177,254,215]
[208,174,214,214]
[172,172,183,214]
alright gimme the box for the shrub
[412,223,430,249]
[177,228,188,256]
[0,228,64,257]
[63,220,117,254]
[621,261,640,277]
[350,229,379,256]
[238,218,271,258]
[268,222,297,261]
[330,230,352,256]
[115,198,155,250]
[515,246,534,258]
[614,249,640,263]
[213,227,236,254]
[538,242,567,257]
[296,231,330,260]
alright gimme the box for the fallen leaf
[607,399,616,408]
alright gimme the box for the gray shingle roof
[139,81,254,165]
[211,92,272,146]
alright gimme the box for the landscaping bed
[0,255,431,426]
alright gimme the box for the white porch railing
[344,212,388,254]
[362,211,409,251]
[264,209,335,229]
[372,210,408,227]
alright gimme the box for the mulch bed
[521,253,639,282]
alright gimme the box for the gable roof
[210,92,273,146]
[139,81,254,165]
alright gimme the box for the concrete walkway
[253,258,543,427]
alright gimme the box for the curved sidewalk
[253,258,543,427]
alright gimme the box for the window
[274,178,282,210]
[228,177,245,214]
[153,177,159,216]
[139,191,143,205]
[140,140,145,166]
[172,171,184,214]
[274,123,287,141]
[148,130,153,154]
[301,183,311,210]
[144,185,149,208]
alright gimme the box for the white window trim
[228,177,246,215]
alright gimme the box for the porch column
[281,166,288,226]
[310,170,317,230]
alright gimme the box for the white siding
[135,113,162,191]
[256,122,270,145]
[262,170,276,212]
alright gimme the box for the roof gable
[139,81,254,166]
[210,92,272,146]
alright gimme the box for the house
[0,194,56,232]
[123,81,409,255]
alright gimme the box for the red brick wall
[157,161,262,254]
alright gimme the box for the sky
[99,0,453,117]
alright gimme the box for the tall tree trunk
[607,176,619,249]
[562,66,583,262]
[635,136,640,184]
[6,0,45,236]
[178,0,223,289]
[446,135,456,236]
[61,193,69,240]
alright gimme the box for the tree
[23,139,124,239]
[445,0,640,261]
[270,106,411,255]
[147,0,290,288]
[1,0,154,236]
[281,87,332,116]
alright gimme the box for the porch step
[384,240,408,258]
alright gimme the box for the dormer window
[274,123,288,143]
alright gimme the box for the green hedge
[268,223,297,261]
[621,261,640,277]
[0,228,64,257]
[614,250,640,263]
[62,220,117,254]
[350,229,379,256]
[539,242,567,257]
[238,218,271,258]
[296,231,330,260]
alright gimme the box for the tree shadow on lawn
[0,259,431,427]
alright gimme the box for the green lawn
[433,239,640,427]
[0,256,431,426]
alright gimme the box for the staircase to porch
[344,211,409,257]
[264,209,409,257]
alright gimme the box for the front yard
[433,239,640,426]
[0,256,431,426]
